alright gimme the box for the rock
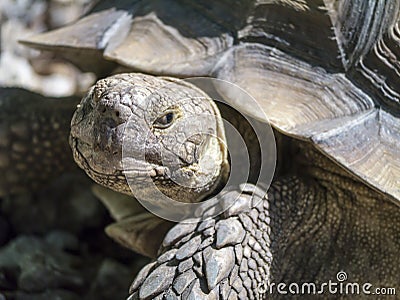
[0,236,84,293]
[1,173,106,234]
[13,289,80,300]
[45,230,79,251]
[0,215,10,247]
[88,259,132,300]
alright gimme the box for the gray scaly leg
[129,174,399,299]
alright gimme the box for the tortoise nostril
[101,107,107,114]
[115,111,120,118]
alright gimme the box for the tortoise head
[70,73,229,203]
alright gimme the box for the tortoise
[1,0,399,299]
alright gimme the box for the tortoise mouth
[70,135,168,181]
[70,136,122,178]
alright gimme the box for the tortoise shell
[22,0,400,201]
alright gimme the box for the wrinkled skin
[4,0,399,298]
[70,73,229,204]
[70,73,399,299]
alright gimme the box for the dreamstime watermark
[257,271,396,296]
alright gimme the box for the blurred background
[0,2,149,299]
[0,0,96,97]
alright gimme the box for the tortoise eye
[154,112,175,129]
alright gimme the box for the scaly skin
[70,73,229,205]
[0,88,79,196]
[69,73,399,299]
[128,146,399,299]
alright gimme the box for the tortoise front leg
[128,183,272,299]
[128,176,400,299]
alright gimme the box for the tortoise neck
[216,102,262,185]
